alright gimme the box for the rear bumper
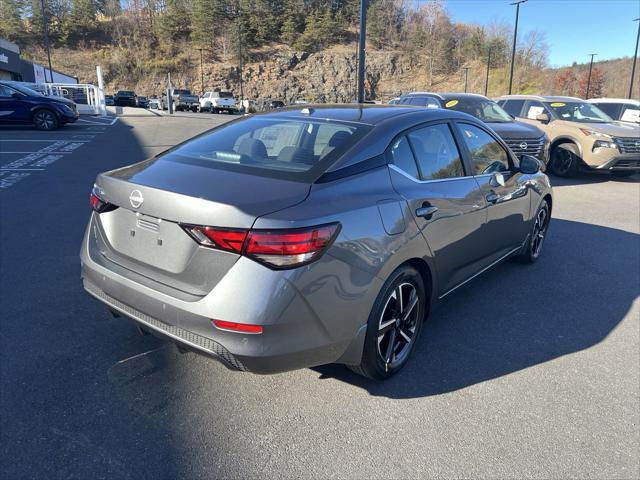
[80,217,375,373]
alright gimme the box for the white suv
[199,91,236,114]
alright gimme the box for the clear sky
[441,0,640,67]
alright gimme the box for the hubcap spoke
[398,328,412,343]
[384,328,397,363]
[402,294,418,322]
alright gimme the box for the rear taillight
[90,185,117,213]
[181,223,340,269]
[182,226,247,253]
[245,225,339,267]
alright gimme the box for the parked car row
[394,92,639,178]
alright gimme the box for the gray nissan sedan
[81,105,552,380]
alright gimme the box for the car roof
[401,92,491,102]
[256,103,457,125]
[588,98,640,106]
[496,94,584,102]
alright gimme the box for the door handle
[486,192,499,204]
[416,205,438,218]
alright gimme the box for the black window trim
[385,119,470,183]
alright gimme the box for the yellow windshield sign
[550,102,566,107]
[445,100,459,108]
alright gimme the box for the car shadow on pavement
[548,171,639,186]
[313,218,639,398]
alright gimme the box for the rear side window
[407,124,465,180]
[501,99,525,117]
[621,106,639,123]
[459,123,510,175]
[164,117,369,179]
[402,96,440,108]
[390,137,419,179]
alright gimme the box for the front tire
[549,143,579,177]
[32,109,59,131]
[349,265,426,380]
[515,199,550,264]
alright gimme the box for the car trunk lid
[92,159,310,295]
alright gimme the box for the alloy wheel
[34,111,56,130]
[552,149,573,175]
[531,206,549,258]
[377,282,420,368]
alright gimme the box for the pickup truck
[199,91,236,114]
[162,89,199,112]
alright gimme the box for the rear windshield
[443,97,513,123]
[118,91,134,95]
[162,116,370,180]
[174,89,191,95]
[218,91,234,98]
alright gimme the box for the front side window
[544,101,612,123]
[406,123,465,180]
[459,123,510,175]
[500,99,525,117]
[0,85,15,97]
[525,101,549,120]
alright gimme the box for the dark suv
[399,93,549,166]
[114,90,137,107]
[0,81,79,130]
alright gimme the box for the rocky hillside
[26,43,639,102]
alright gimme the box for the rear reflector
[181,223,340,269]
[213,319,263,334]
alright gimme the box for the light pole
[197,48,204,95]
[484,48,492,96]
[40,0,54,83]
[462,67,470,93]
[356,0,368,103]
[508,0,527,95]
[629,18,640,99]
[585,53,597,99]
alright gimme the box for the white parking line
[0,151,73,154]
[0,139,89,142]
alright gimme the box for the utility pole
[356,0,368,103]
[197,48,204,95]
[484,48,491,96]
[585,53,597,99]
[237,22,244,108]
[629,18,640,99]
[40,0,54,83]
[462,67,470,93]
[508,0,527,95]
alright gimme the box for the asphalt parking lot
[1,113,638,479]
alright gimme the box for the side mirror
[519,154,541,174]
[535,113,550,124]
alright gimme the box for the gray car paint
[81,105,553,374]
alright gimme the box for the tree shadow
[313,218,639,398]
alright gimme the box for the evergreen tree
[0,0,27,43]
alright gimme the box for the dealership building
[0,38,77,84]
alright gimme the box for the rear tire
[515,199,550,264]
[348,265,426,380]
[32,109,59,131]
[549,143,579,177]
